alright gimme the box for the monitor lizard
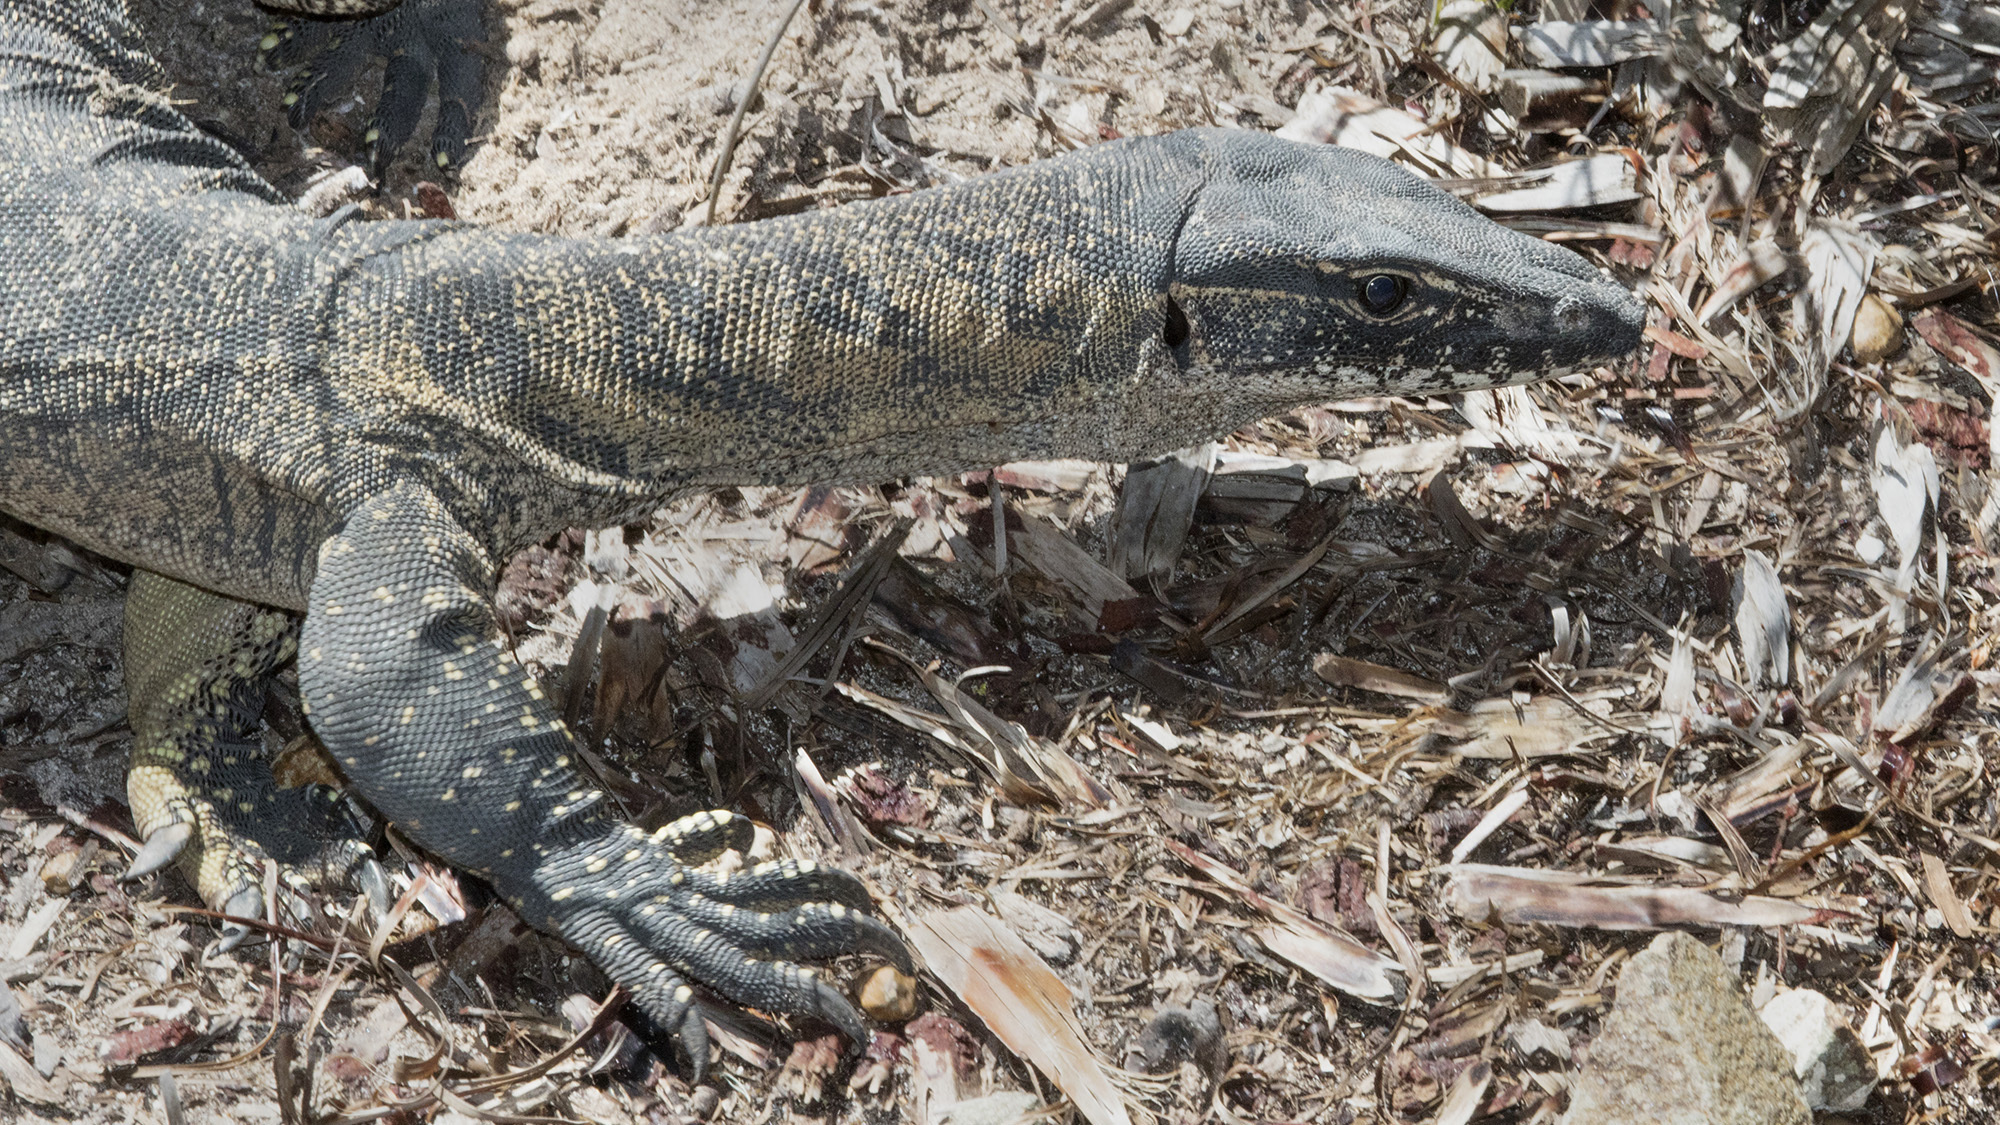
[0,0,1645,1073]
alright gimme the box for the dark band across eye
[1359,274,1408,315]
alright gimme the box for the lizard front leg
[259,0,486,178]
[299,481,910,1073]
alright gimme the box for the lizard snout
[1549,281,1645,365]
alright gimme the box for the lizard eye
[1358,274,1408,316]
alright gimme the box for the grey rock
[1758,988,1876,1112]
[1561,932,1811,1125]
[1128,998,1226,1081]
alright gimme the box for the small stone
[1851,293,1903,363]
[1758,988,1876,1112]
[935,1091,1044,1125]
[684,1085,721,1120]
[1127,999,1226,1081]
[1561,932,1811,1125]
[1159,8,1195,36]
[38,846,80,897]
[858,965,921,1022]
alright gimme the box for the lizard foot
[126,746,387,949]
[259,0,487,180]
[505,810,913,1078]
[123,573,389,947]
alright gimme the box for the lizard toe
[679,897,914,973]
[648,809,759,868]
[674,1002,712,1082]
[216,884,263,952]
[684,859,879,915]
[617,965,715,1079]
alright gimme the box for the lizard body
[0,0,1644,1066]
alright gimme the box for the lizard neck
[330,138,1205,535]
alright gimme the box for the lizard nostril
[1556,301,1590,333]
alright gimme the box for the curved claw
[678,1005,711,1083]
[216,885,263,952]
[123,821,192,881]
[802,977,871,1048]
[353,855,393,918]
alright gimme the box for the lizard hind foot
[126,750,381,944]
[123,573,385,944]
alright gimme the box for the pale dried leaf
[1312,655,1449,703]
[1350,437,1463,475]
[1435,1059,1491,1125]
[1733,549,1789,689]
[1449,786,1530,864]
[1661,629,1697,717]
[1919,852,1976,939]
[1695,239,1793,325]
[1211,450,1355,485]
[1763,0,1890,107]
[1470,154,1642,212]
[1517,19,1664,66]
[1801,220,1878,369]
[1443,865,1826,929]
[993,460,1102,493]
[5,901,64,961]
[1426,695,1619,758]
[1165,840,1403,1002]
[909,907,1133,1125]
[1276,88,1505,179]
[1871,426,1937,573]
[1458,385,1587,462]
[1434,0,1509,91]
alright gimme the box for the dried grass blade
[1442,864,1830,929]
[742,518,909,711]
[1919,852,1976,939]
[1164,840,1402,1002]
[1313,654,1450,703]
[1424,694,1618,758]
[1734,548,1790,689]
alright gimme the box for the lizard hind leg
[123,572,386,946]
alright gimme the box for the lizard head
[1146,129,1643,415]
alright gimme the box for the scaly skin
[0,0,1644,1072]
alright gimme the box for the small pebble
[858,965,921,1022]
[1851,293,1902,363]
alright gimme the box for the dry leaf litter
[0,0,1998,1121]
